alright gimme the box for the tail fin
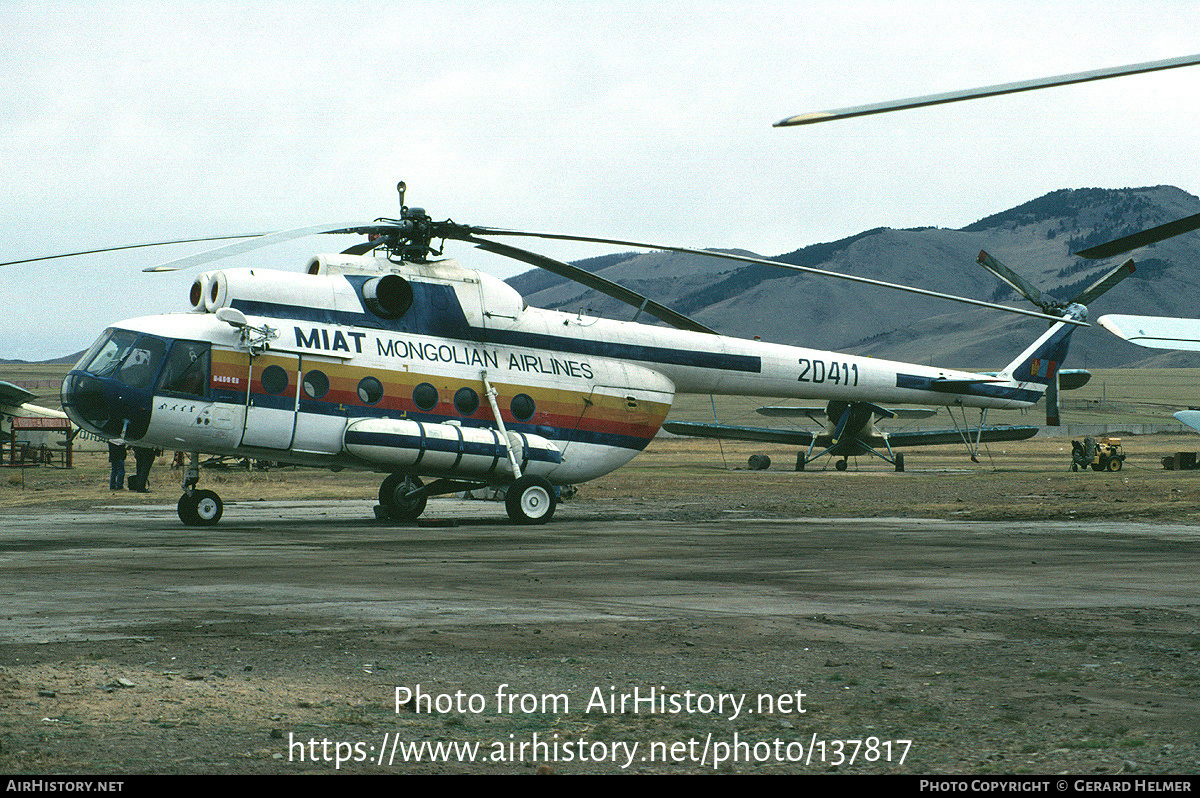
[999,319,1077,426]
[999,320,1075,386]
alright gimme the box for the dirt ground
[2,434,1199,775]
[8,433,1200,523]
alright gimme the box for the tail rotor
[976,250,1134,426]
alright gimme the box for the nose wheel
[177,451,223,526]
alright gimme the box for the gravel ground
[1,435,1199,774]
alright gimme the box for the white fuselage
[62,254,1052,486]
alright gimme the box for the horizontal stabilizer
[1058,369,1091,391]
[895,374,1004,393]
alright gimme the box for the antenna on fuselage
[397,181,407,215]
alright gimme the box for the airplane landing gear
[835,458,848,471]
[177,452,223,525]
[505,474,556,525]
[377,473,427,521]
[178,489,223,526]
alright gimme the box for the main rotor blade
[468,237,717,335]
[141,222,370,272]
[463,228,1088,326]
[0,234,269,267]
[1073,212,1200,259]
[976,250,1054,312]
[1070,259,1136,306]
[775,53,1200,127]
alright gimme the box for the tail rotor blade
[1070,259,1136,306]
[976,250,1055,312]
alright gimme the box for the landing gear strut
[177,452,223,526]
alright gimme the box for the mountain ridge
[508,185,1200,369]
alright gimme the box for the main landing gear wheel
[835,458,848,471]
[178,489,223,526]
[378,473,427,521]
[505,475,556,525]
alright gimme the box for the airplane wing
[1174,411,1200,434]
[883,426,1039,447]
[0,380,38,408]
[662,421,1038,447]
[756,406,937,420]
[661,422,815,446]
[1098,315,1200,352]
[0,380,68,420]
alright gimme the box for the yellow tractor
[1070,436,1126,472]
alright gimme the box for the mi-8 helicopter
[45,179,1120,527]
[21,53,1199,526]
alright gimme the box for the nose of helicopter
[61,370,153,441]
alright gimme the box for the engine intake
[362,274,414,320]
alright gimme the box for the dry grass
[5,365,1200,520]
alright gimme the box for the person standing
[108,442,127,491]
[131,445,156,492]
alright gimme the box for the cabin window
[511,393,536,421]
[357,376,384,405]
[454,387,480,416]
[158,341,211,398]
[303,369,329,400]
[413,382,439,411]
[261,365,289,395]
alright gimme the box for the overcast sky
[2,0,1198,359]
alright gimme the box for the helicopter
[41,179,1118,528]
[23,53,1200,526]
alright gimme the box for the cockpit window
[117,337,167,389]
[79,330,168,390]
[78,329,139,378]
[158,341,211,397]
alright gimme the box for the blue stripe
[230,297,761,374]
[478,329,760,373]
[895,373,1042,403]
[345,430,563,464]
